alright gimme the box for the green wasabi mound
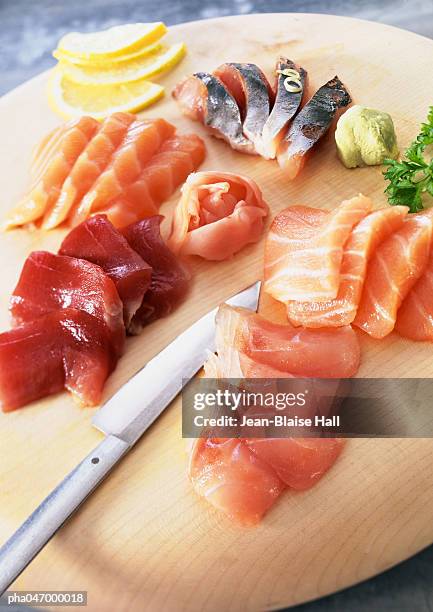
[335,105,399,168]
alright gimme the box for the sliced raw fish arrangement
[3,112,205,230]
[10,251,125,357]
[59,214,152,326]
[277,76,351,179]
[207,304,361,379]
[123,216,190,333]
[168,171,269,260]
[287,206,409,327]
[264,195,371,304]
[173,72,255,153]
[173,57,350,175]
[354,209,433,338]
[261,58,307,159]
[0,309,116,412]
[213,63,273,155]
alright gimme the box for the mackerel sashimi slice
[261,57,307,160]
[354,209,433,338]
[287,205,409,327]
[59,214,152,326]
[10,251,125,356]
[0,309,116,412]
[264,195,372,304]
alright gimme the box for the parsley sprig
[383,106,433,213]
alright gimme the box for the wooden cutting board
[1,13,433,611]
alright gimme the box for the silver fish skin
[173,72,255,154]
[214,62,272,154]
[277,75,351,177]
[261,57,308,160]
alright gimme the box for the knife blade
[0,281,261,593]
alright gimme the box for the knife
[0,281,260,594]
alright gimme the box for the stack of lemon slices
[48,22,186,119]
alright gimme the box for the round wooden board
[1,13,433,612]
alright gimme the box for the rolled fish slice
[354,209,433,338]
[277,75,351,179]
[261,57,307,160]
[287,205,409,327]
[264,194,372,304]
[3,116,99,229]
[213,62,273,155]
[172,72,255,153]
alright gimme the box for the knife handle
[0,434,129,594]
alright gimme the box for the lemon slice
[57,22,167,61]
[47,69,164,120]
[53,41,164,67]
[58,43,186,85]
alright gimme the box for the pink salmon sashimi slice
[59,214,152,327]
[264,195,372,304]
[0,308,116,412]
[42,112,136,230]
[244,438,345,490]
[211,304,361,378]
[95,133,206,228]
[395,225,433,342]
[3,116,99,229]
[70,117,176,226]
[354,209,433,338]
[10,250,125,357]
[188,438,285,525]
[287,205,409,327]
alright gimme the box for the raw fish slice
[95,134,206,227]
[0,308,116,412]
[396,243,433,342]
[59,214,152,326]
[42,112,136,229]
[172,72,255,153]
[3,116,99,229]
[354,210,433,338]
[213,63,273,155]
[277,76,351,179]
[72,117,175,225]
[264,195,371,304]
[287,206,409,327]
[168,171,269,260]
[261,57,307,159]
[123,216,190,333]
[188,438,285,525]
[244,438,345,490]
[213,304,361,378]
[10,251,125,356]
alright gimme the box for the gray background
[0,0,433,611]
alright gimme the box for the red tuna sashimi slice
[42,112,136,229]
[213,304,360,378]
[10,251,125,356]
[354,209,433,338]
[395,230,433,342]
[70,117,175,225]
[122,216,190,333]
[168,171,269,260]
[3,116,99,229]
[59,214,152,327]
[95,133,206,228]
[189,438,285,525]
[264,195,372,304]
[0,309,116,411]
[287,206,409,327]
[244,438,345,490]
